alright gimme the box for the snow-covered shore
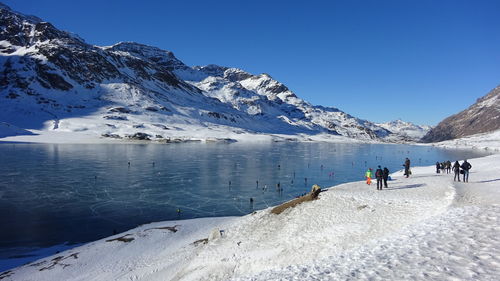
[429,129,500,152]
[0,121,367,144]
[2,131,500,280]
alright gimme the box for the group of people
[365,158,410,190]
[364,156,473,191]
[435,161,452,174]
[452,159,472,182]
[365,166,390,190]
[436,159,472,182]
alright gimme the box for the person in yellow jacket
[365,168,373,185]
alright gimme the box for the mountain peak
[224,68,253,81]
[376,120,431,141]
[0,2,42,24]
[0,2,11,11]
[107,42,173,56]
[105,42,187,70]
[193,64,229,77]
[0,4,78,47]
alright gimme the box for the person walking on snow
[446,160,452,174]
[375,166,384,190]
[365,168,373,185]
[382,167,390,188]
[436,161,441,174]
[453,161,461,182]
[461,159,472,182]
[403,158,411,178]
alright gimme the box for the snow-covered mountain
[421,85,500,143]
[376,120,432,141]
[0,3,413,142]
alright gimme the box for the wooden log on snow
[271,184,321,215]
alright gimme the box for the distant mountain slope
[421,85,500,143]
[0,3,415,142]
[376,120,431,141]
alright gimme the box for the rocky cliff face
[0,3,416,141]
[421,85,500,143]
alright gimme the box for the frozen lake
[0,142,488,270]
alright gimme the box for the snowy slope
[183,67,394,140]
[0,3,413,143]
[376,119,432,141]
[0,122,34,137]
[3,137,499,280]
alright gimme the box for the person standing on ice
[461,159,472,182]
[382,167,390,188]
[435,162,441,173]
[375,166,383,190]
[365,168,373,185]
[453,161,461,182]
[403,158,411,178]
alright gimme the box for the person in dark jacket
[446,160,452,174]
[461,159,472,182]
[403,158,411,178]
[375,166,384,190]
[436,162,441,174]
[453,161,461,182]
[382,167,390,188]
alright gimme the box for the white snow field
[1,133,499,280]
[0,119,362,144]
[430,129,500,152]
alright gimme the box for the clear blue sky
[4,0,500,125]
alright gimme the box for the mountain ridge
[421,85,500,143]
[0,3,427,143]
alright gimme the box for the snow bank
[0,122,360,144]
[429,129,500,152]
[238,154,500,280]
[4,149,500,280]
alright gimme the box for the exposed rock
[103,115,128,121]
[106,235,134,243]
[108,107,131,113]
[35,63,73,91]
[101,133,121,139]
[128,132,151,140]
[152,124,169,130]
[145,106,158,112]
[206,138,237,143]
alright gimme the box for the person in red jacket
[365,168,373,185]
